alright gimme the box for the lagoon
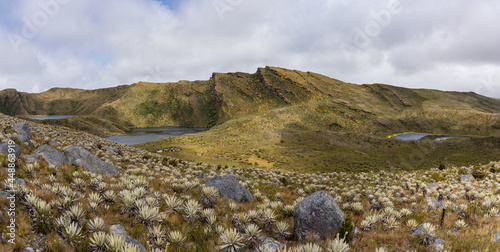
[105,127,209,145]
[391,133,462,141]
[27,115,76,120]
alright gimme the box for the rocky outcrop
[12,122,32,139]
[36,144,67,168]
[64,146,120,176]
[105,146,119,156]
[11,134,33,147]
[293,190,346,240]
[205,175,253,203]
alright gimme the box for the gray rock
[110,224,128,236]
[411,224,424,237]
[0,190,12,198]
[206,175,253,203]
[37,189,52,195]
[110,224,147,252]
[124,236,147,252]
[0,142,21,158]
[11,135,33,147]
[293,190,346,240]
[426,197,444,208]
[459,173,474,182]
[14,177,25,186]
[12,122,32,139]
[227,174,253,181]
[433,238,445,247]
[22,155,39,162]
[258,235,284,250]
[495,230,500,243]
[24,247,35,252]
[64,146,120,176]
[36,144,67,168]
[105,146,119,156]
[427,183,439,189]
[50,140,62,147]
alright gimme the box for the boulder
[495,230,500,243]
[50,140,62,147]
[110,224,128,236]
[14,177,25,186]
[24,247,35,252]
[12,122,32,139]
[64,146,120,176]
[205,175,253,203]
[11,135,33,147]
[426,197,444,209]
[22,155,39,162]
[110,224,147,252]
[0,190,12,198]
[124,236,147,252]
[433,238,445,247]
[293,190,346,240]
[459,173,474,182]
[105,146,120,156]
[0,142,21,158]
[426,183,439,189]
[258,235,284,250]
[227,174,254,181]
[411,224,424,237]
[36,144,67,168]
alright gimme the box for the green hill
[2,66,500,171]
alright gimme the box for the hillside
[2,66,500,171]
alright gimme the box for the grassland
[2,114,500,251]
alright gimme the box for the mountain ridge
[2,66,500,171]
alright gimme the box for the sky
[1,0,500,98]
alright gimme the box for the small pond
[105,127,209,145]
[27,115,76,120]
[390,133,463,141]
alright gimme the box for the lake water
[27,115,76,120]
[391,133,462,141]
[105,127,209,145]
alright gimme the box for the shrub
[438,163,446,170]
[430,172,445,182]
[280,177,288,186]
[338,215,354,243]
[458,168,468,175]
[472,166,486,180]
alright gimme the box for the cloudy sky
[1,0,499,98]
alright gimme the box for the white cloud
[0,0,499,98]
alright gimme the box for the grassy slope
[136,67,500,172]
[2,66,500,171]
